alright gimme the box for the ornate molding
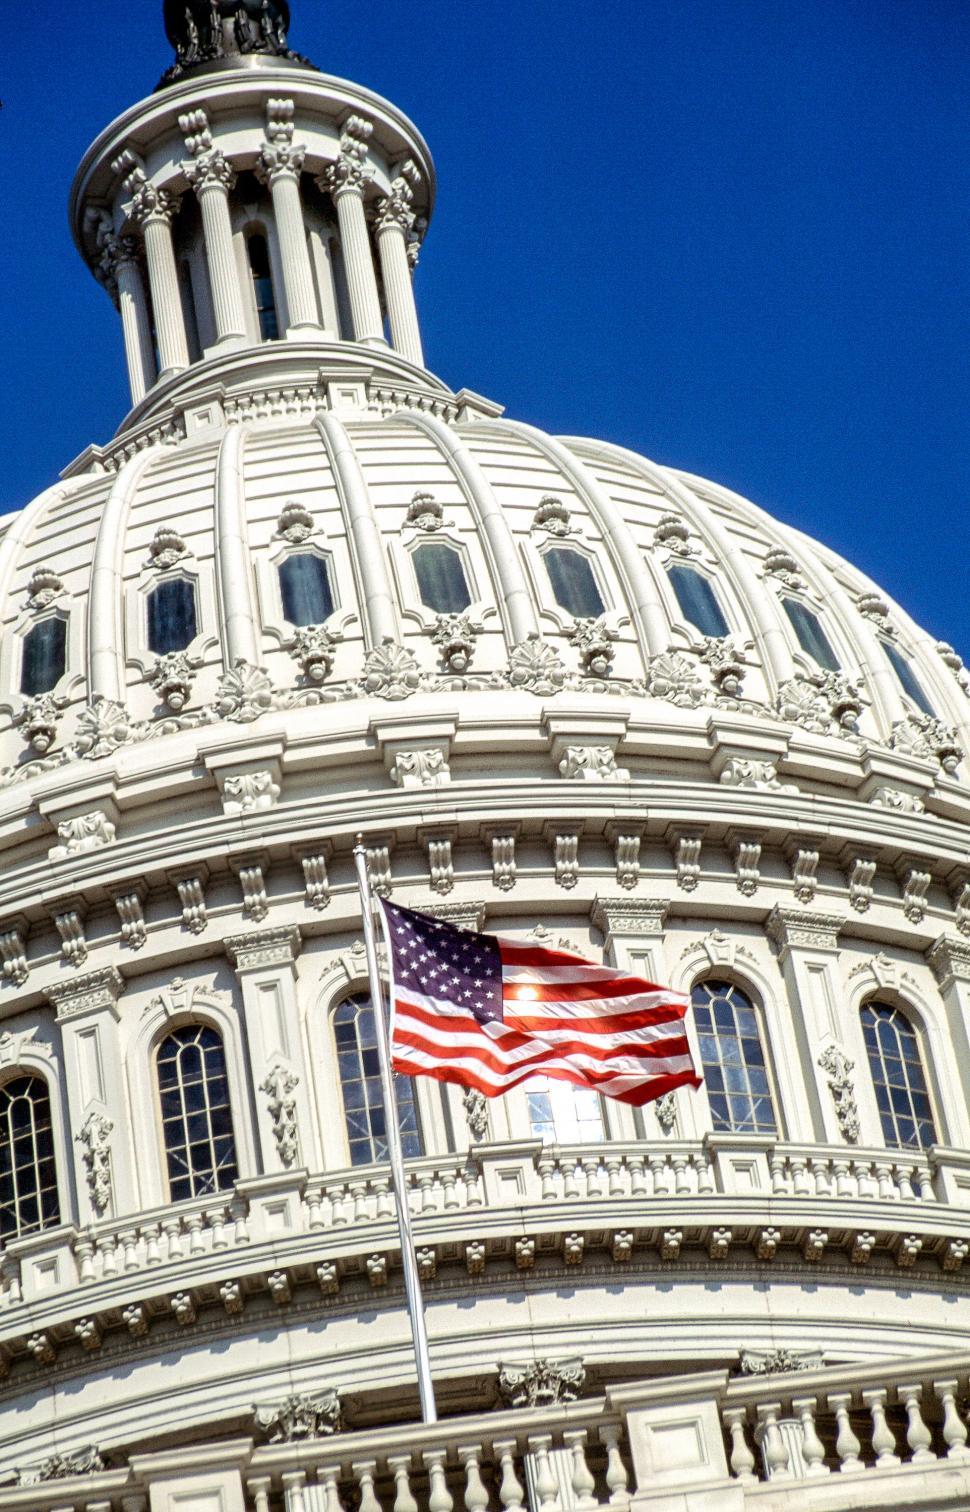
[0,928,28,987]
[260,1065,300,1167]
[817,1044,860,1143]
[559,745,628,782]
[15,1446,105,1487]
[222,770,281,815]
[738,1348,824,1377]
[390,746,450,788]
[463,1088,490,1142]
[254,1390,342,1443]
[766,906,842,955]
[49,809,117,862]
[419,900,486,932]
[225,925,302,973]
[47,965,123,1021]
[592,896,669,941]
[289,624,339,685]
[719,757,796,793]
[319,115,373,198]
[497,1358,585,1408]
[0,1026,52,1065]
[927,935,970,988]
[76,1111,114,1215]
[431,613,479,675]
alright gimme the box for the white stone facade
[2,6,970,1509]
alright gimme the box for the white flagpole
[352,837,438,1425]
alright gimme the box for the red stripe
[394,1017,694,1069]
[501,975,677,1004]
[498,942,610,970]
[395,997,535,1050]
[506,1005,687,1034]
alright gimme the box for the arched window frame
[879,637,937,719]
[404,537,476,617]
[126,558,216,679]
[845,969,956,1151]
[518,533,618,635]
[308,962,453,1170]
[776,590,847,676]
[127,983,255,1211]
[275,547,339,628]
[16,608,72,700]
[535,539,611,625]
[255,535,356,655]
[330,989,425,1169]
[388,522,493,636]
[858,998,940,1152]
[0,1069,63,1241]
[0,1057,69,1239]
[659,559,736,646]
[235,216,286,343]
[673,964,787,1142]
[152,1021,240,1204]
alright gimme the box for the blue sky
[2,1,967,656]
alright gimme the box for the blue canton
[383,903,504,1026]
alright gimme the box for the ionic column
[183,148,248,347]
[259,101,322,336]
[99,233,155,403]
[319,116,385,345]
[374,165,424,366]
[127,178,189,378]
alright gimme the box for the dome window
[543,547,606,619]
[247,231,279,341]
[156,1025,239,1203]
[279,553,336,626]
[0,1075,60,1240]
[412,543,472,614]
[20,615,67,696]
[781,597,840,672]
[525,1076,605,1144]
[147,578,198,655]
[333,993,423,1166]
[882,640,935,717]
[861,1002,937,1150]
[666,564,729,638]
[692,980,777,1135]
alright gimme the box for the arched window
[525,1076,604,1144]
[147,578,198,654]
[21,616,67,696]
[543,547,606,618]
[156,1025,238,1202]
[692,979,777,1135]
[412,543,472,614]
[882,641,936,717]
[781,597,841,671]
[334,993,422,1166]
[861,1001,937,1149]
[0,1075,60,1239]
[279,553,336,625]
[666,564,729,638]
[247,232,279,340]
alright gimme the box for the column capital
[374,164,420,237]
[184,147,236,195]
[319,113,374,199]
[927,933,970,988]
[126,176,180,228]
[46,965,124,1022]
[258,140,306,186]
[765,905,843,956]
[592,895,669,944]
[225,924,302,973]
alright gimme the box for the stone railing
[8,1350,970,1509]
[1,1137,969,1338]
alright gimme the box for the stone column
[319,116,385,345]
[127,178,189,378]
[374,166,424,366]
[183,148,248,348]
[224,925,320,1175]
[99,233,155,403]
[258,129,322,336]
[765,908,846,1143]
[46,967,139,1221]
[926,934,970,1147]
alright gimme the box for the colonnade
[96,100,426,405]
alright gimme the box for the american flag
[380,901,701,1107]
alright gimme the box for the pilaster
[591,897,672,1139]
[927,934,970,1144]
[765,907,844,1144]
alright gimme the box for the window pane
[883,640,935,716]
[525,1075,605,1144]
[147,578,198,654]
[21,617,67,696]
[860,1001,937,1149]
[781,597,841,671]
[412,544,472,613]
[544,548,606,618]
[156,1026,239,1201]
[0,1076,60,1240]
[690,980,777,1135]
[666,565,729,638]
[248,232,279,340]
[334,994,423,1164]
[279,554,335,626]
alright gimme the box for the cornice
[45,965,124,1021]
[765,906,843,956]
[224,925,302,973]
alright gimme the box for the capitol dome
[3,4,970,1509]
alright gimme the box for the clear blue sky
[2,1,967,657]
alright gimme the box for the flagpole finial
[353,832,366,855]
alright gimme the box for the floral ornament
[276,501,315,543]
[568,616,616,678]
[25,567,64,610]
[15,692,66,753]
[254,1390,342,1443]
[702,638,745,698]
[360,639,423,700]
[289,624,339,683]
[936,641,970,698]
[75,696,130,759]
[507,635,567,695]
[644,649,706,708]
[149,650,201,712]
[214,660,275,723]
[405,491,443,530]
[891,714,963,774]
[149,525,188,569]
[762,545,806,591]
[653,513,694,556]
[815,671,865,734]
[431,613,479,673]
[776,675,833,735]
[531,495,572,535]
